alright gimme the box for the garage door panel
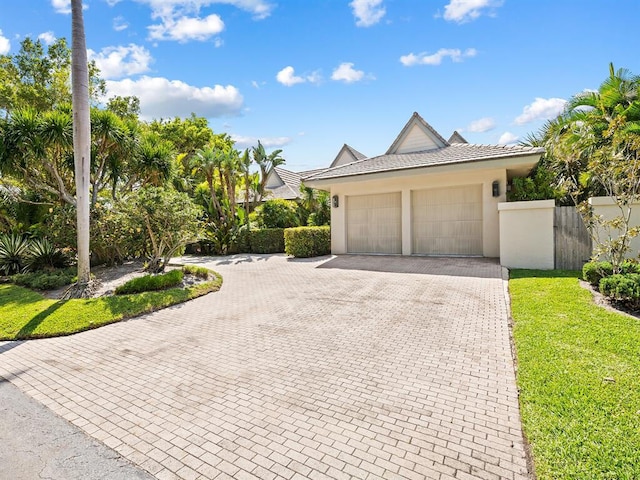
[412,185,483,255]
[347,193,401,254]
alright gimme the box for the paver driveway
[0,254,530,480]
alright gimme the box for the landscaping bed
[0,262,222,340]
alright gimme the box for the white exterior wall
[329,168,507,257]
[590,197,640,258]
[332,150,355,167]
[498,200,555,269]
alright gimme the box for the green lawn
[0,272,222,340]
[510,270,640,480]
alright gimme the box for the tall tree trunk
[71,0,91,285]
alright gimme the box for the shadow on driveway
[316,254,502,278]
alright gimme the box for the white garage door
[412,185,483,255]
[347,192,402,254]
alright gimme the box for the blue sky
[1,0,638,171]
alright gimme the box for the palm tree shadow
[16,301,66,339]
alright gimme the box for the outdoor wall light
[492,180,500,197]
[332,195,339,208]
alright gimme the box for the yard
[510,270,640,479]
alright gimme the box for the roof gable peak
[386,112,449,155]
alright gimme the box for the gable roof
[304,143,545,182]
[265,166,328,200]
[448,131,468,144]
[329,144,368,168]
[386,112,449,154]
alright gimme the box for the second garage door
[412,185,483,255]
[347,192,401,254]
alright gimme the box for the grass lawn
[510,270,640,480]
[0,271,222,340]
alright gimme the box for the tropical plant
[543,63,640,272]
[252,141,285,202]
[0,233,31,275]
[26,238,69,271]
[254,199,300,229]
[122,187,201,273]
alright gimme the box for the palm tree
[252,141,285,202]
[71,0,91,289]
[193,145,225,221]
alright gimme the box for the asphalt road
[0,379,153,480]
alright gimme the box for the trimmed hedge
[115,269,184,295]
[600,273,640,309]
[583,261,614,286]
[249,228,285,254]
[284,226,330,258]
[583,260,640,286]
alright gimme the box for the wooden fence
[554,206,592,270]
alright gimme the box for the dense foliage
[284,226,331,258]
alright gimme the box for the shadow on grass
[15,301,66,339]
[509,269,581,280]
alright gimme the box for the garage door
[347,192,401,254]
[412,185,483,255]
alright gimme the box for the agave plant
[0,233,31,275]
[26,238,69,272]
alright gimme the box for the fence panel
[554,206,592,270]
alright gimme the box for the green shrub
[182,264,210,279]
[0,233,31,275]
[599,273,640,309]
[284,226,330,258]
[27,238,69,271]
[115,269,184,295]
[583,261,614,286]
[255,199,300,229]
[250,228,285,253]
[11,268,76,290]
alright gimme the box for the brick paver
[0,254,530,479]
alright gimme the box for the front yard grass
[510,270,640,480]
[0,271,222,340]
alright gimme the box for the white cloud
[442,0,503,23]
[276,66,304,87]
[350,0,385,27]
[275,66,321,87]
[113,16,129,31]
[331,62,367,83]
[134,0,274,21]
[0,30,10,55]
[105,76,244,119]
[89,44,153,80]
[498,132,519,145]
[400,48,477,66]
[106,0,122,5]
[149,14,224,42]
[214,37,224,47]
[51,0,71,14]
[467,117,495,133]
[38,31,57,46]
[514,97,567,125]
[231,135,292,149]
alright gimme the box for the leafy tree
[106,95,140,120]
[544,63,640,271]
[149,114,213,161]
[122,187,201,273]
[254,199,300,229]
[299,183,331,226]
[0,36,105,115]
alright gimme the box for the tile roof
[265,167,328,200]
[304,143,545,181]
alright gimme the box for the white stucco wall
[328,168,508,257]
[498,200,555,269]
[589,196,640,259]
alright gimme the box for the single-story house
[303,112,545,257]
[264,166,328,201]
